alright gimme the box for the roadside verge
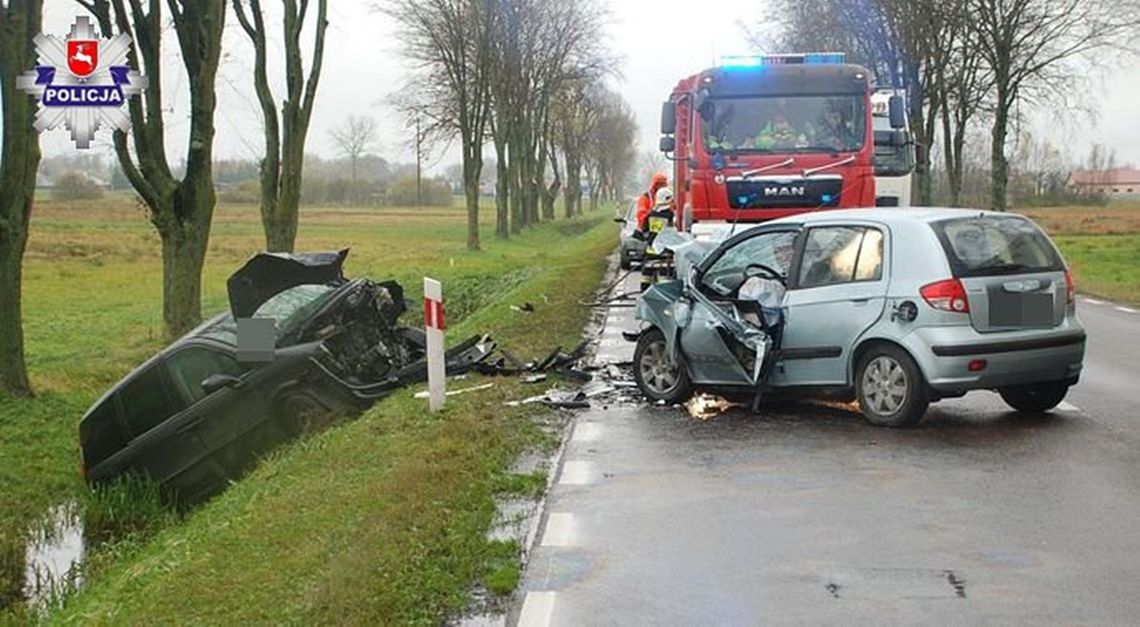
[46,215,615,624]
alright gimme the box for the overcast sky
[37,0,1140,171]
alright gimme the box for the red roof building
[1066,168,1140,198]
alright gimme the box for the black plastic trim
[781,346,843,360]
[931,332,1086,357]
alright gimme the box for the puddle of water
[23,501,85,608]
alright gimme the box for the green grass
[0,197,618,622]
[1052,234,1140,306]
[1019,205,1140,306]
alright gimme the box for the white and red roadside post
[424,277,446,412]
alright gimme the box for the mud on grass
[38,208,616,622]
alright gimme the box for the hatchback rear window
[931,215,1063,277]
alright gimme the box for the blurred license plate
[989,291,1053,327]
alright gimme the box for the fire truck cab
[659,53,906,236]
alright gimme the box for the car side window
[166,346,245,404]
[119,365,181,439]
[79,397,128,467]
[702,230,798,296]
[798,226,884,288]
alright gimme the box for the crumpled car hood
[227,249,350,318]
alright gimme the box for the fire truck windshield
[702,95,865,154]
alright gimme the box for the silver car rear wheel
[855,345,928,427]
[862,356,908,415]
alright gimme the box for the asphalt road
[513,274,1140,626]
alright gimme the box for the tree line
[757,0,1140,210]
[0,0,638,398]
[385,0,637,250]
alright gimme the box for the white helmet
[655,186,674,206]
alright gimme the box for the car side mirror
[687,266,701,288]
[201,373,242,395]
[659,136,676,153]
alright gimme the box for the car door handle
[851,298,870,305]
[176,416,206,434]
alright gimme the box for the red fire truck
[659,53,907,235]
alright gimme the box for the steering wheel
[744,263,785,284]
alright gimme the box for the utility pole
[415,116,422,207]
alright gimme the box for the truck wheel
[633,328,691,404]
[856,345,928,427]
[999,383,1069,413]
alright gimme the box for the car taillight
[1064,269,1076,304]
[920,279,970,313]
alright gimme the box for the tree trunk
[160,225,208,338]
[990,84,1011,212]
[465,178,481,251]
[0,220,33,397]
[541,146,560,220]
[493,133,509,238]
[508,132,524,232]
[564,154,581,219]
[0,0,43,397]
[463,149,482,251]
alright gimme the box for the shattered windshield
[704,95,865,154]
[196,284,337,345]
[253,284,338,337]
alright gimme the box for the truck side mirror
[888,94,906,129]
[659,136,676,153]
[660,101,676,135]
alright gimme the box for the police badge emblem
[16,16,147,149]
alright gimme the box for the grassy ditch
[1021,204,1140,306]
[0,196,616,621]
[34,206,613,623]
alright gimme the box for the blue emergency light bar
[719,52,846,68]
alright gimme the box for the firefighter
[635,172,669,233]
[639,186,677,291]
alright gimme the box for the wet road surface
[514,275,1140,625]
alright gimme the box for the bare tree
[329,115,377,182]
[935,3,993,207]
[77,0,227,338]
[0,0,43,397]
[969,0,1140,210]
[385,0,496,251]
[232,0,329,252]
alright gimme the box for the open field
[0,195,616,621]
[1020,203,1140,305]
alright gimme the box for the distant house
[1066,168,1140,199]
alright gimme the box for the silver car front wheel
[633,328,692,403]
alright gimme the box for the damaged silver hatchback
[78,250,493,501]
[632,209,1086,426]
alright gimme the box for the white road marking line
[1115,306,1139,314]
[541,513,577,547]
[573,422,602,442]
[1057,401,1080,412]
[558,460,594,485]
[1083,298,1105,305]
[518,591,556,627]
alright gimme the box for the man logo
[763,186,806,197]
